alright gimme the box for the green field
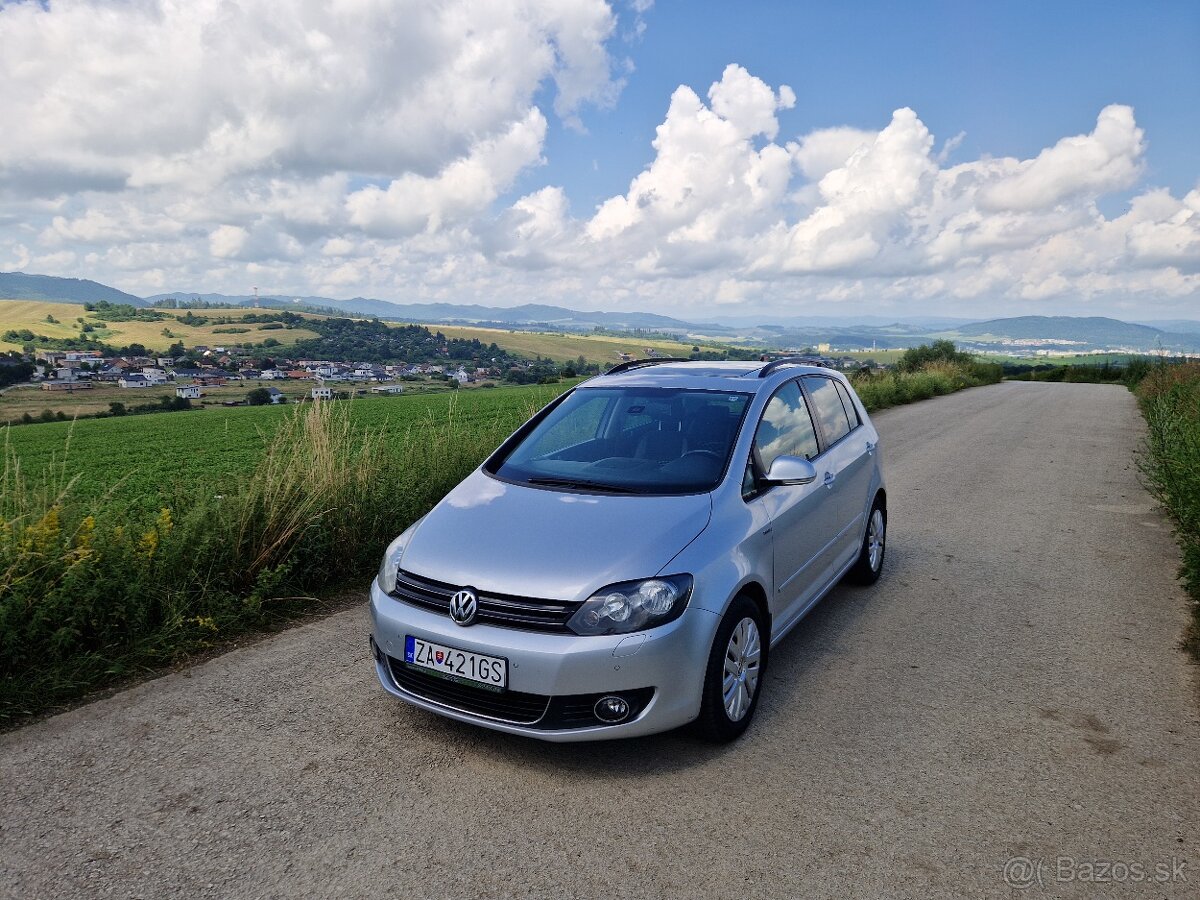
[4,383,567,511]
[424,323,717,364]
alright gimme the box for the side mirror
[764,455,818,486]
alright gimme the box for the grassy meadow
[422,323,714,364]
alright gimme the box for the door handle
[865,441,876,455]
[823,471,836,488]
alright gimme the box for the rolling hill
[5,271,1199,352]
[0,272,146,306]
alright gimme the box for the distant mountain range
[141,290,715,333]
[0,272,144,305]
[3,271,1199,353]
[947,316,1174,346]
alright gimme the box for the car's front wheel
[695,595,767,742]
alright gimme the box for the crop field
[4,382,567,511]
[0,300,323,352]
[423,323,712,364]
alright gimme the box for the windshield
[490,387,752,495]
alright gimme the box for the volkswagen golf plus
[370,358,886,742]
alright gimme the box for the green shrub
[849,358,1001,414]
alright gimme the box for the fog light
[594,695,630,723]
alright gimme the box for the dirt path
[2,381,1196,898]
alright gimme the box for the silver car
[370,358,886,742]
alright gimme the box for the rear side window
[754,381,819,469]
[834,380,861,429]
[804,376,852,446]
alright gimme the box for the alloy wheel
[722,617,762,722]
[867,508,886,572]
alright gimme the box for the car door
[746,380,843,631]
[801,375,874,565]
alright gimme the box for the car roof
[578,359,843,393]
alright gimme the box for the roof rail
[603,357,690,376]
[757,356,826,378]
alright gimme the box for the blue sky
[535,0,1200,218]
[1,0,1198,319]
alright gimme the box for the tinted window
[754,382,819,470]
[804,376,851,446]
[834,380,861,429]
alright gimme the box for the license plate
[404,636,507,691]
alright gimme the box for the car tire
[847,497,886,585]
[695,594,768,743]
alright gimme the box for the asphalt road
[2,381,1197,899]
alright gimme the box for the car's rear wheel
[847,498,886,585]
[695,595,767,742]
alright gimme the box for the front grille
[387,656,550,724]
[383,653,655,730]
[391,569,582,633]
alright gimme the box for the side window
[804,376,852,446]
[753,381,820,471]
[834,380,861,430]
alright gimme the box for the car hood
[399,470,712,602]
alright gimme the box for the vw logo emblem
[449,588,478,626]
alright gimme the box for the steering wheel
[680,449,721,462]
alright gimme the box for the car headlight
[567,574,693,636]
[376,518,423,594]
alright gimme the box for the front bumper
[369,579,718,741]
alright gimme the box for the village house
[266,386,285,404]
[41,380,92,392]
[64,350,104,363]
[311,385,333,400]
[371,384,405,395]
[118,374,152,388]
[175,384,202,400]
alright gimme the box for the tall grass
[1136,362,1200,658]
[0,397,533,722]
[849,360,1003,412]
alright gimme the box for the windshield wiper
[526,476,641,494]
